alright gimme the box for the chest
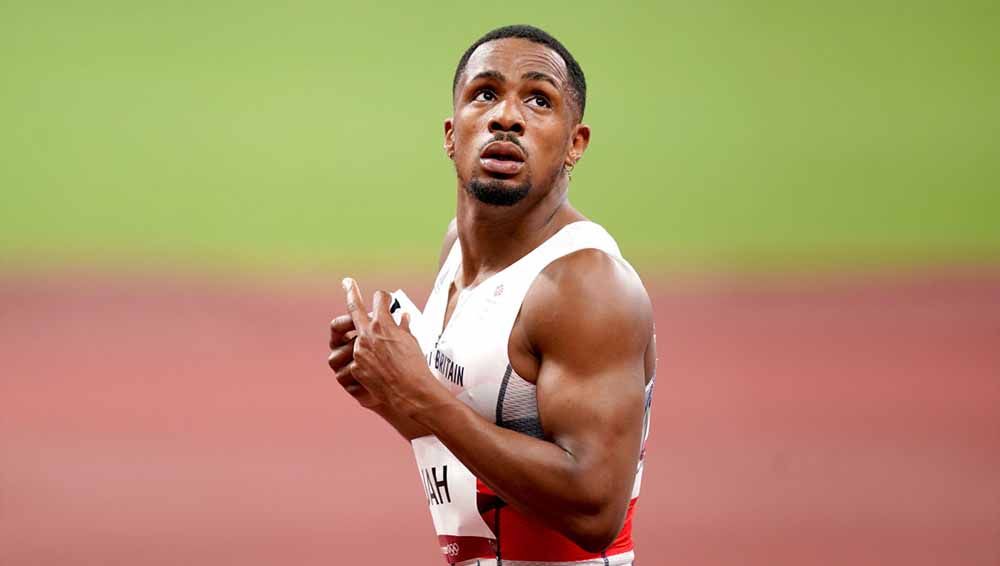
[422,277,535,422]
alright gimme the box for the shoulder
[437,218,458,269]
[522,247,653,367]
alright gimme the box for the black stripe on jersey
[494,506,502,565]
[494,364,513,425]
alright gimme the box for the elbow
[574,533,618,555]
[566,504,627,554]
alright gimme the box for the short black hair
[452,25,587,119]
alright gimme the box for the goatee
[465,177,531,207]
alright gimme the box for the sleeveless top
[410,220,655,566]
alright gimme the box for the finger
[342,277,370,333]
[330,314,354,333]
[372,290,392,322]
[400,312,411,334]
[329,314,356,348]
[334,364,365,395]
[334,364,357,386]
[327,341,355,370]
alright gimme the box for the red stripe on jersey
[437,535,497,564]
[476,495,638,562]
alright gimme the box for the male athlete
[327,25,656,565]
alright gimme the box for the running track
[1,269,998,565]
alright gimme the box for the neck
[454,173,584,287]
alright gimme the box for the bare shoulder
[522,248,653,369]
[437,218,459,269]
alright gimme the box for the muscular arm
[341,244,653,550]
[410,250,652,551]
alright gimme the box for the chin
[465,176,531,207]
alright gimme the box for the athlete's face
[445,38,590,207]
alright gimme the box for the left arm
[343,251,652,552]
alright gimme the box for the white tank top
[410,220,654,565]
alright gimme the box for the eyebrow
[521,71,559,89]
[469,70,506,83]
[467,70,559,90]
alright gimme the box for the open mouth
[479,141,526,176]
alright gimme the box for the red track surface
[1,270,998,565]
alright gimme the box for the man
[327,25,656,566]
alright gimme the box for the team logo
[441,542,460,557]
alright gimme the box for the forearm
[411,391,623,549]
[371,403,431,441]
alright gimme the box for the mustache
[480,133,528,156]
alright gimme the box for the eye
[473,89,497,102]
[527,94,551,108]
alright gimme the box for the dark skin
[327,38,655,553]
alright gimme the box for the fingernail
[341,277,353,292]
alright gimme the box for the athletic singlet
[411,220,655,566]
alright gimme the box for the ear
[564,122,591,168]
[443,118,455,160]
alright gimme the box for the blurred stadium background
[1,2,998,564]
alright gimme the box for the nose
[488,99,525,135]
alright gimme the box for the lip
[480,157,525,175]
[479,141,526,176]
[480,141,526,162]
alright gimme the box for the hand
[342,277,439,417]
[328,311,381,409]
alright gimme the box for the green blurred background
[2,1,998,274]
[3,5,999,565]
